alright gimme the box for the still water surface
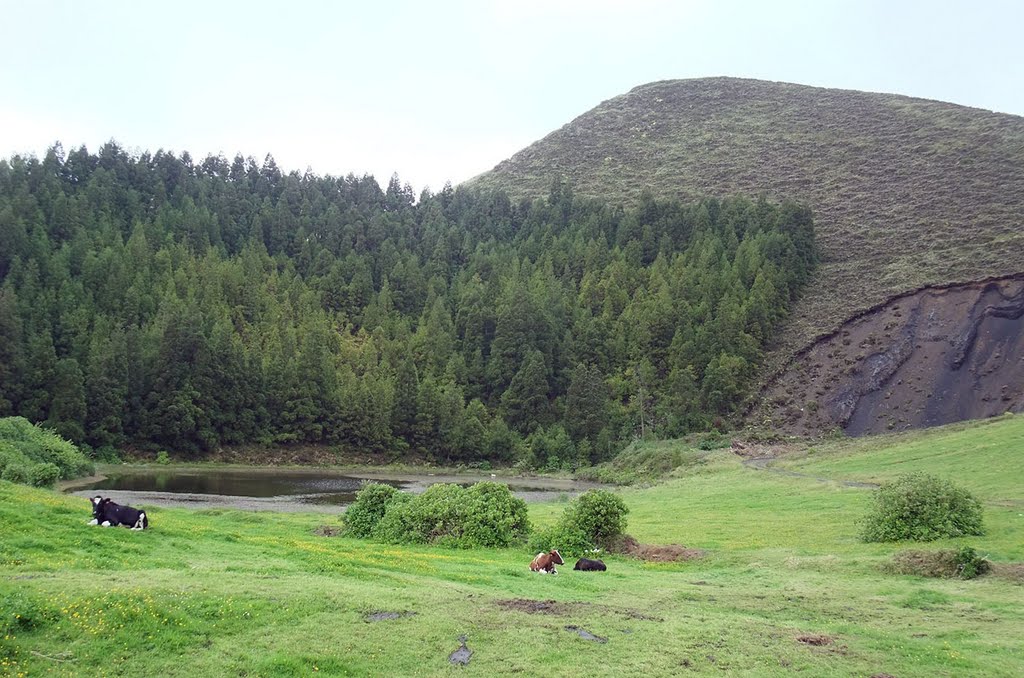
[64,466,599,513]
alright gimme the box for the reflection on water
[75,469,405,505]
[68,468,573,509]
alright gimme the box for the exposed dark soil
[312,525,342,537]
[495,599,575,615]
[363,611,416,623]
[494,598,662,624]
[610,534,706,562]
[448,635,473,666]
[796,634,834,646]
[753,275,1024,436]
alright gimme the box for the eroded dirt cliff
[753,275,1024,436]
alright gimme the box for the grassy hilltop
[471,77,1024,371]
[2,415,1023,676]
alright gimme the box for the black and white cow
[89,496,149,530]
[573,557,607,571]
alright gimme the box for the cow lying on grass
[573,558,607,571]
[89,496,149,530]
[529,550,564,574]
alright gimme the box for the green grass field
[2,417,1023,676]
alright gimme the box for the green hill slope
[471,77,1024,370]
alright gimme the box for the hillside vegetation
[0,416,93,486]
[471,77,1024,374]
[0,146,813,459]
[2,417,1023,675]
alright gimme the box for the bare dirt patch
[495,599,576,615]
[991,562,1024,584]
[363,610,416,623]
[611,535,706,562]
[796,634,834,646]
[312,525,342,537]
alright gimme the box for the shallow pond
[63,466,602,514]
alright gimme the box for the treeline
[0,143,815,466]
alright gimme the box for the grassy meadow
[2,416,1023,676]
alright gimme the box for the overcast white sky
[1,0,1021,192]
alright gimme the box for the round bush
[344,483,401,538]
[461,482,531,548]
[29,462,61,488]
[2,463,31,485]
[537,489,629,555]
[368,482,532,548]
[860,472,984,542]
[373,484,466,546]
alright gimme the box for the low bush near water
[0,417,94,486]
[347,482,531,548]
[860,472,984,542]
[343,483,402,538]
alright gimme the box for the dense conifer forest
[0,143,815,465]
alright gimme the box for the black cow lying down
[573,558,606,571]
[89,496,149,530]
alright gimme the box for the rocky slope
[752,275,1024,435]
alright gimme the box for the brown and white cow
[529,549,564,574]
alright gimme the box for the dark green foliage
[0,416,93,483]
[531,489,629,556]
[885,546,992,580]
[461,482,531,547]
[370,482,529,548]
[343,483,400,538]
[0,144,816,460]
[28,462,61,488]
[860,472,985,542]
[1,461,30,484]
[562,489,630,547]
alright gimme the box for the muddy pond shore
[61,463,605,514]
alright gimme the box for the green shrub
[527,523,592,557]
[2,462,31,484]
[885,546,991,580]
[695,432,730,451]
[344,483,401,538]
[0,417,94,482]
[369,492,415,543]
[461,482,531,548]
[29,462,61,488]
[369,482,531,548]
[0,441,31,476]
[860,472,985,542]
[531,489,629,556]
[156,450,171,465]
[562,489,629,547]
[374,483,467,546]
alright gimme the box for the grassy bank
[2,417,1023,676]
